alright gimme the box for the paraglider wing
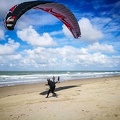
[4,1,81,38]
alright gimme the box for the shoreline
[0,76,120,120]
[1,75,120,88]
[1,70,120,88]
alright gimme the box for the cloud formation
[62,17,103,41]
[87,42,115,54]
[17,26,57,47]
[78,18,103,41]
[0,45,120,70]
[0,28,4,40]
[0,38,20,55]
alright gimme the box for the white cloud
[0,21,5,40]
[0,38,20,55]
[78,17,103,41]
[0,0,35,19]
[0,45,120,70]
[87,42,115,53]
[62,17,103,41]
[20,46,120,70]
[17,26,57,47]
[0,28,4,40]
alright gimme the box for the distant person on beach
[52,76,55,82]
[45,78,58,98]
[58,76,60,83]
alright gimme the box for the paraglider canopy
[4,1,81,38]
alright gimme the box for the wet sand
[0,76,120,120]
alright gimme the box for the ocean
[0,71,120,87]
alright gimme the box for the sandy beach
[0,76,120,120]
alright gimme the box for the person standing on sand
[52,76,55,82]
[45,78,58,98]
[58,76,60,83]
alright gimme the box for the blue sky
[0,0,120,71]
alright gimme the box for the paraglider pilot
[45,78,58,98]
